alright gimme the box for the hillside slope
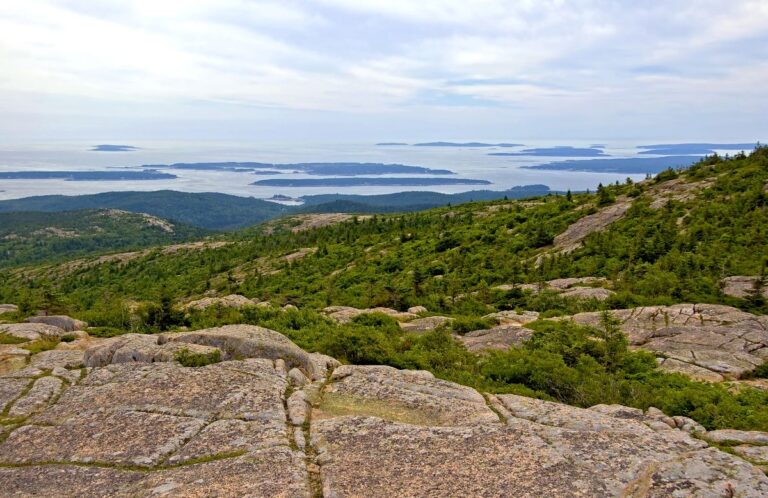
[0,209,211,268]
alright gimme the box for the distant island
[375,142,408,146]
[253,177,491,187]
[145,162,455,176]
[490,146,608,157]
[637,143,758,155]
[0,170,176,181]
[524,155,702,174]
[90,144,140,152]
[413,142,522,147]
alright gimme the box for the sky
[1,0,767,142]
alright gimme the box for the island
[252,177,491,187]
[0,170,177,181]
[490,146,608,157]
[144,162,455,176]
[90,144,140,152]
[524,156,702,174]
[637,143,758,155]
[413,142,522,147]
[375,142,409,146]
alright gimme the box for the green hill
[0,209,211,268]
[1,147,766,433]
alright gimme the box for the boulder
[323,306,418,324]
[722,276,768,299]
[0,322,65,341]
[26,315,87,332]
[703,429,768,445]
[83,334,220,368]
[483,310,539,325]
[407,305,428,314]
[563,304,768,380]
[399,316,453,333]
[459,326,534,352]
[0,304,18,314]
[559,286,615,300]
[183,294,258,311]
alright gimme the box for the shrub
[175,348,222,367]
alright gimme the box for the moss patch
[319,392,437,426]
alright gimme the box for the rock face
[564,304,768,381]
[182,294,258,311]
[494,277,615,300]
[322,306,418,324]
[0,304,18,314]
[722,276,768,299]
[26,315,87,332]
[2,324,768,497]
[459,325,534,352]
[554,200,632,253]
[0,322,66,341]
[399,315,453,333]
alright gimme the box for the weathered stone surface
[287,390,310,426]
[564,303,768,380]
[160,325,320,378]
[554,200,632,252]
[657,357,725,382]
[30,349,84,370]
[83,333,220,367]
[703,429,768,445]
[8,375,63,417]
[459,326,534,352]
[121,447,310,497]
[722,275,768,299]
[0,304,18,314]
[483,309,539,325]
[407,305,428,314]
[733,444,768,463]
[559,286,615,300]
[0,410,206,466]
[26,315,87,332]
[0,322,65,341]
[398,315,453,333]
[0,377,30,412]
[323,365,497,426]
[0,466,143,497]
[323,305,418,324]
[311,414,768,497]
[288,367,309,387]
[183,294,258,311]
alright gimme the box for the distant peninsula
[90,144,140,152]
[0,170,176,181]
[490,146,608,157]
[375,142,408,146]
[146,162,454,176]
[524,155,702,174]
[413,142,522,147]
[637,143,758,155]
[253,177,491,187]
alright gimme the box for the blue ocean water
[0,140,733,201]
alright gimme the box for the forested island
[0,170,175,181]
[252,177,491,187]
[146,162,454,176]
[525,155,703,173]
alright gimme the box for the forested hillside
[0,209,211,268]
[1,147,767,433]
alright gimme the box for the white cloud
[0,0,767,139]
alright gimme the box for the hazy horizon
[1,1,767,142]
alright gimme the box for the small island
[490,146,608,157]
[252,177,491,187]
[637,143,758,155]
[90,144,140,152]
[413,142,522,147]
[145,162,455,176]
[524,156,702,174]
[375,142,408,146]
[0,170,177,181]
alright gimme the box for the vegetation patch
[0,333,27,345]
[21,338,60,354]
[319,392,437,426]
[174,348,222,367]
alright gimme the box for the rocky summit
[1,324,767,497]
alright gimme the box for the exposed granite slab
[459,325,534,352]
[0,377,30,412]
[563,304,768,380]
[0,322,65,341]
[398,315,453,333]
[7,375,63,418]
[322,365,498,426]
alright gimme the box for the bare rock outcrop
[0,304,18,314]
[563,304,768,381]
[459,326,534,352]
[322,306,418,324]
[0,322,66,341]
[26,315,87,332]
[182,294,259,311]
[722,276,768,299]
[495,277,615,300]
[399,315,453,333]
[2,325,768,496]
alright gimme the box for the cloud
[0,0,767,140]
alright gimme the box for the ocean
[0,140,699,201]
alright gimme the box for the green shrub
[60,333,77,343]
[175,348,222,367]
